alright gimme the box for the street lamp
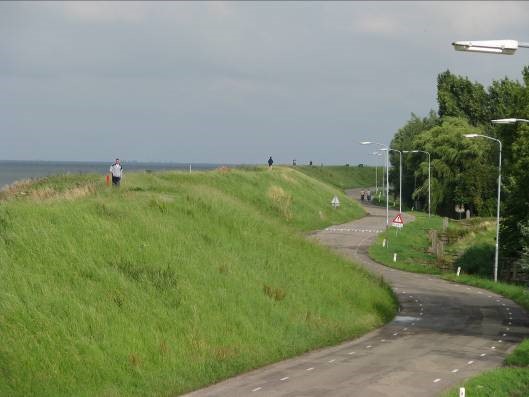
[464,133,502,282]
[452,40,529,55]
[403,150,431,217]
[361,141,389,227]
[491,118,529,124]
[371,151,384,194]
[380,148,403,214]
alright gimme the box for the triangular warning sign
[392,214,404,224]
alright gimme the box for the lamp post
[403,150,431,217]
[452,39,529,55]
[380,148,403,214]
[464,133,502,282]
[361,141,389,227]
[371,151,383,194]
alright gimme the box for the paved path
[185,190,529,396]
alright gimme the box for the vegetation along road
[186,188,529,397]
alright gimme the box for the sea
[0,160,225,189]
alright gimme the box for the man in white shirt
[109,158,123,187]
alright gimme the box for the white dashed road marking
[433,378,441,383]
[280,377,289,381]
[306,367,314,371]
[252,387,262,392]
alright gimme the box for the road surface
[185,190,529,396]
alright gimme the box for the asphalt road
[185,190,529,396]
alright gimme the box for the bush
[455,243,495,277]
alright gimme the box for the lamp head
[464,134,479,138]
[360,141,372,145]
[452,40,518,55]
[492,118,529,124]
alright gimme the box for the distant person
[268,156,274,168]
[109,158,123,187]
[293,159,296,166]
[309,161,313,166]
[367,189,372,201]
[360,190,365,201]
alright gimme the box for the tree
[437,70,490,125]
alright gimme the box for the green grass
[294,165,376,190]
[367,210,529,397]
[0,166,396,397]
[369,212,443,274]
[442,368,529,397]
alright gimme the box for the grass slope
[368,211,529,397]
[0,166,396,397]
[295,165,376,190]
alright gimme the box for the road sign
[331,196,340,208]
[391,213,404,228]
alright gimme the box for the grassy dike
[0,166,396,397]
[368,212,529,397]
[295,165,376,190]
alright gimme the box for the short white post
[393,253,397,262]
[189,164,192,173]
[459,387,465,397]
[457,266,461,277]
[382,239,386,248]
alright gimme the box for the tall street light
[371,151,384,194]
[464,133,502,282]
[403,150,431,217]
[380,148,403,214]
[361,141,389,227]
[452,39,529,55]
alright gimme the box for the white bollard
[393,253,397,262]
[382,239,386,248]
[457,266,461,277]
[459,387,465,397]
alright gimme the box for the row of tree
[387,66,529,280]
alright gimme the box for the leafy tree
[437,70,490,125]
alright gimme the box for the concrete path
[185,190,529,396]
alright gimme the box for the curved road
[185,190,529,396]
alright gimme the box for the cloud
[1,1,528,163]
[61,1,148,23]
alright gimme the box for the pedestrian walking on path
[268,156,274,168]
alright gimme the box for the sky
[1,1,529,165]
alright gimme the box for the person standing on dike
[109,158,123,187]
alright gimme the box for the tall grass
[0,166,395,397]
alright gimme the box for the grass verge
[0,166,396,397]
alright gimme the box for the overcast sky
[1,1,528,165]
